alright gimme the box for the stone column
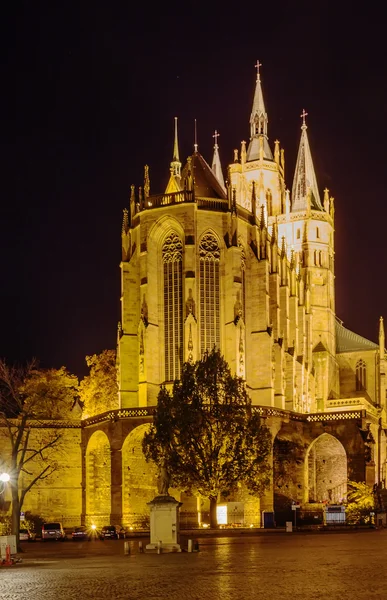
[110,448,122,525]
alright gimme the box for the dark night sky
[0,3,386,378]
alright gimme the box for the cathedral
[2,65,387,529]
[118,63,386,419]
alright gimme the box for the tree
[142,348,272,527]
[79,350,119,418]
[345,480,376,525]
[0,359,79,548]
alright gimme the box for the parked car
[42,522,66,541]
[99,525,119,540]
[71,526,93,541]
[19,528,35,542]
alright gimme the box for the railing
[197,197,229,211]
[82,406,366,427]
[83,407,156,426]
[143,190,194,209]
[135,191,229,213]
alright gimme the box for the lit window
[162,233,183,381]
[199,233,220,354]
[356,359,366,391]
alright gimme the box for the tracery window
[199,233,220,355]
[356,359,366,391]
[162,233,183,381]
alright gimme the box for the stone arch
[148,214,185,248]
[305,433,347,504]
[121,424,158,528]
[85,430,111,526]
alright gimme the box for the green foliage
[143,348,272,503]
[345,481,375,525]
[79,350,119,418]
[273,438,305,490]
[0,358,79,539]
[21,366,79,419]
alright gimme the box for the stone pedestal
[146,495,182,553]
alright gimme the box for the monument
[146,459,182,553]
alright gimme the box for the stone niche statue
[157,458,170,496]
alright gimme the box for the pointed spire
[211,130,226,193]
[281,235,286,259]
[251,181,257,221]
[292,109,322,212]
[130,184,136,220]
[379,316,385,356]
[171,117,181,177]
[144,165,150,200]
[194,118,198,153]
[122,208,129,234]
[165,117,182,194]
[247,61,273,161]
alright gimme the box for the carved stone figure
[185,288,196,318]
[157,458,170,496]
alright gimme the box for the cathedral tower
[117,64,340,412]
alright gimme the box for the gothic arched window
[199,233,220,355]
[356,359,366,391]
[162,233,183,381]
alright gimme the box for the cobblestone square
[1,530,387,600]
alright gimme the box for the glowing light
[201,523,209,528]
[0,473,10,483]
[216,505,227,525]
[91,524,97,530]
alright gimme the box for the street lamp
[0,472,10,495]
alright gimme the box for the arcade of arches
[82,411,372,528]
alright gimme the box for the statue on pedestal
[157,457,170,496]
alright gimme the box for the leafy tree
[79,350,119,418]
[0,359,79,548]
[345,480,375,525]
[142,348,272,527]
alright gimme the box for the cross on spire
[255,60,262,81]
[213,129,220,147]
[301,108,308,128]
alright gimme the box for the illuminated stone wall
[0,424,82,527]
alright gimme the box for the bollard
[188,539,193,553]
[193,539,199,552]
[124,541,130,555]
[157,540,162,554]
[138,541,143,553]
[3,544,13,566]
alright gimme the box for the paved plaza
[1,530,387,599]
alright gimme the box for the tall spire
[211,130,226,193]
[171,116,181,177]
[291,110,322,212]
[247,60,273,161]
[165,117,182,194]
[379,316,385,356]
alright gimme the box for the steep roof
[336,320,378,353]
[246,63,273,161]
[291,115,322,212]
[181,152,227,199]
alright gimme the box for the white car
[19,528,34,541]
